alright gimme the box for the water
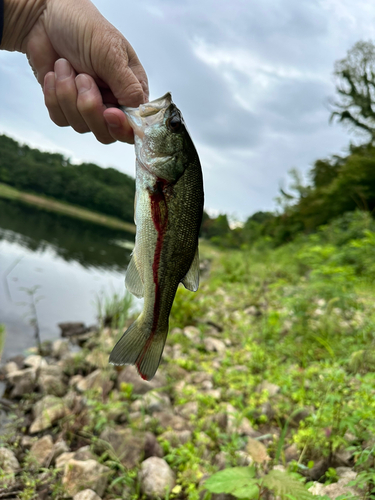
[0,199,137,361]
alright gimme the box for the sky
[1,0,375,220]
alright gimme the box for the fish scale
[109,93,204,380]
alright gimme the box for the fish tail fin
[109,318,168,381]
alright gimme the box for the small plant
[96,290,133,330]
[204,466,315,499]
[0,324,5,363]
[18,285,43,354]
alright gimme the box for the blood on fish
[136,179,169,378]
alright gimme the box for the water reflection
[0,200,136,360]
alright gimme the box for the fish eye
[168,114,182,132]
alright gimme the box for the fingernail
[44,73,55,91]
[55,59,71,80]
[104,113,121,128]
[76,74,92,94]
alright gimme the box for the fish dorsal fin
[181,247,199,292]
[125,253,144,298]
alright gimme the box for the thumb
[93,29,148,107]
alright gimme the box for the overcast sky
[1,0,375,220]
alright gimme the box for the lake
[0,199,138,361]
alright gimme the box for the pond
[0,199,137,361]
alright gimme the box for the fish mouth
[121,93,173,137]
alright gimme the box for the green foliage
[96,290,133,330]
[0,324,5,362]
[0,134,135,223]
[205,466,315,499]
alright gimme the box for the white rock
[73,490,102,500]
[256,380,280,397]
[55,452,75,469]
[62,459,110,497]
[203,337,226,353]
[142,391,171,414]
[30,435,54,466]
[52,339,70,359]
[139,457,176,497]
[183,326,200,340]
[24,354,48,369]
[0,447,19,486]
[29,395,67,433]
[2,362,18,376]
[7,368,37,397]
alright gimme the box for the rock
[246,437,270,464]
[238,417,258,437]
[183,326,200,341]
[2,361,18,376]
[159,429,192,446]
[21,436,35,448]
[142,391,171,414]
[189,371,213,385]
[76,369,113,394]
[52,339,70,359]
[139,457,176,498]
[73,490,102,500]
[100,428,145,468]
[284,443,299,462]
[56,452,75,469]
[205,389,222,399]
[62,459,110,497]
[117,365,167,394]
[144,432,164,459]
[256,380,280,397]
[203,337,226,353]
[30,435,54,466]
[214,451,229,470]
[24,354,48,369]
[309,469,359,498]
[154,411,189,431]
[257,401,275,421]
[176,401,198,419]
[244,305,260,316]
[0,447,19,485]
[86,350,108,369]
[58,322,87,337]
[30,395,67,433]
[236,450,253,466]
[52,440,70,461]
[7,368,37,398]
[38,365,67,396]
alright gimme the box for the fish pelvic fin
[109,318,168,381]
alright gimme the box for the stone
[214,451,229,470]
[159,430,192,446]
[38,365,67,396]
[100,428,145,469]
[7,368,37,397]
[2,361,18,376]
[58,322,88,337]
[30,395,67,433]
[56,452,75,469]
[21,436,35,448]
[63,459,110,497]
[203,337,226,353]
[284,443,299,462]
[153,411,189,431]
[30,435,54,466]
[139,457,176,498]
[0,447,19,486]
[205,389,222,399]
[236,450,253,466]
[309,469,360,499]
[76,369,113,394]
[24,354,48,369]
[176,401,198,419]
[117,365,167,394]
[144,432,164,459]
[52,440,70,461]
[189,371,213,385]
[73,490,102,500]
[256,380,280,397]
[183,326,200,341]
[52,339,70,359]
[86,350,108,369]
[142,391,171,414]
[74,446,95,461]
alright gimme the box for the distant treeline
[0,134,135,223]
[202,40,375,248]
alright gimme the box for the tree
[331,41,375,142]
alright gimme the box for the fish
[109,92,204,380]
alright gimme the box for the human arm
[0,0,148,144]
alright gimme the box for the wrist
[0,0,46,51]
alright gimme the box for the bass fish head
[122,93,195,183]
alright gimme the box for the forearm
[0,0,46,52]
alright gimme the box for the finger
[76,74,118,145]
[103,108,135,144]
[55,59,90,134]
[44,71,69,127]
[127,48,149,103]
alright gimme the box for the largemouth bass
[109,93,204,380]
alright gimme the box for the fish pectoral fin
[125,253,144,298]
[181,247,200,292]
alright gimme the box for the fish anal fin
[181,247,199,292]
[125,253,144,298]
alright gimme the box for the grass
[0,182,135,233]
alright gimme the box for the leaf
[246,437,270,463]
[204,467,258,498]
[262,470,315,500]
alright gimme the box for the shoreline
[0,182,136,234]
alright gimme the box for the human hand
[1,0,148,144]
